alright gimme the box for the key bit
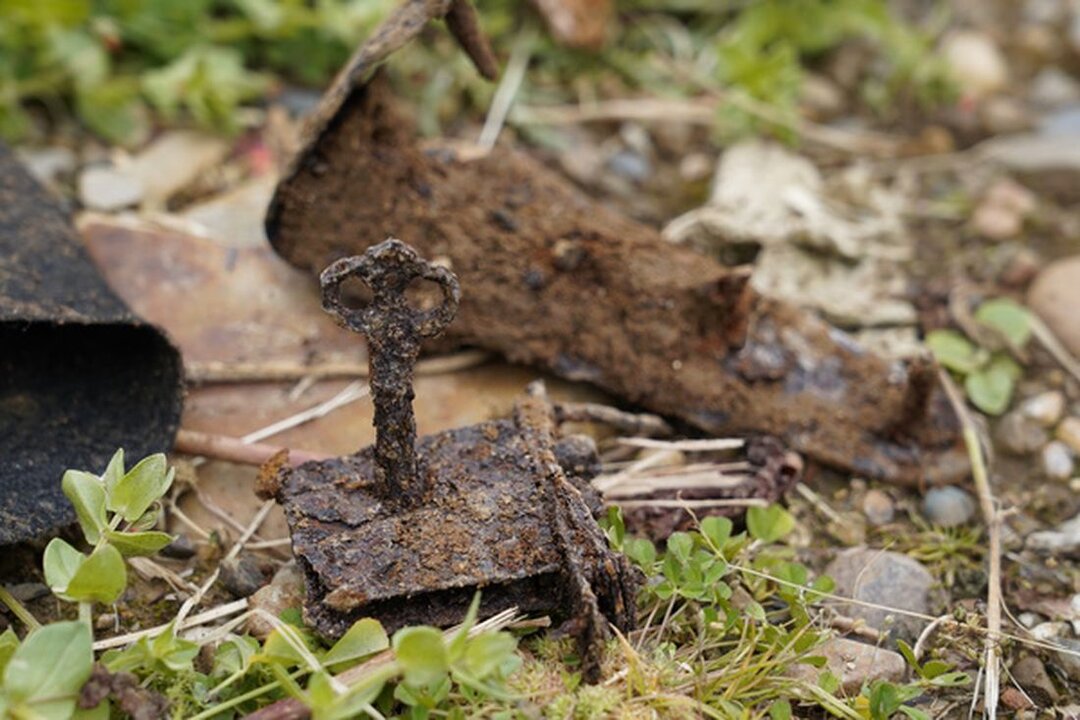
[320,238,460,500]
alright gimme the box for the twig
[794,483,844,525]
[0,586,41,631]
[938,370,1001,720]
[175,430,332,467]
[913,614,952,662]
[94,598,249,651]
[242,381,369,444]
[184,350,489,384]
[174,499,276,630]
[616,437,744,452]
[477,27,534,151]
[555,402,674,438]
[1031,315,1080,386]
[607,498,767,509]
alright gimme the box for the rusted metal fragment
[0,144,182,544]
[266,70,969,486]
[268,240,637,682]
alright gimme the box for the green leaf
[3,621,93,720]
[975,298,1032,348]
[700,516,733,549]
[101,449,125,498]
[62,470,107,545]
[43,538,86,596]
[925,329,983,374]
[624,538,656,568]
[150,626,199,672]
[212,636,260,678]
[447,593,481,663]
[747,505,796,543]
[964,355,1019,415]
[258,624,319,668]
[108,453,173,522]
[666,532,693,564]
[324,618,389,671]
[76,79,151,147]
[769,699,792,720]
[0,629,19,677]
[105,530,173,557]
[393,626,448,688]
[462,632,517,680]
[66,543,127,604]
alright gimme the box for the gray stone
[862,489,895,526]
[245,561,304,640]
[1040,105,1080,136]
[995,410,1048,456]
[824,548,937,642]
[786,637,906,694]
[922,486,977,527]
[1012,655,1059,705]
[1051,638,1080,683]
[1041,441,1075,480]
[220,555,268,599]
[78,165,143,211]
[1027,513,1080,556]
[982,133,1080,202]
[1030,68,1080,109]
[1020,391,1066,427]
[182,175,276,248]
[160,533,196,560]
[6,582,49,603]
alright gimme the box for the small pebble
[77,165,143,211]
[922,486,976,527]
[1041,441,1075,480]
[1031,621,1069,642]
[861,489,895,526]
[246,562,305,640]
[940,30,1009,98]
[1057,417,1080,455]
[824,548,936,642]
[1030,67,1080,109]
[7,582,50,603]
[1020,391,1066,427]
[786,637,904,694]
[160,534,197,560]
[1018,612,1042,628]
[220,555,268,599]
[1052,638,1080,683]
[606,150,650,183]
[995,410,1048,455]
[95,613,116,631]
[1011,654,1060,705]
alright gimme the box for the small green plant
[44,449,174,612]
[0,622,94,720]
[926,297,1033,415]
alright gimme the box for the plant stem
[0,586,41,631]
[79,602,93,629]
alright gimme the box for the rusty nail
[320,239,460,499]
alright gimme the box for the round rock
[922,486,977,527]
[862,489,895,526]
[1029,255,1080,359]
[995,410,1048,455]
[824,548,937,643]
[77,165,143,211]
[1056,416,1080,455]
[1041,441,1075,480]
[1020,391,1066,427]
[941,30,1009,98]
[786,637,905,694]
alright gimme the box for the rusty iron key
[320,239,460,499]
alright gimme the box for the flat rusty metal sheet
[0,143,182,544]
